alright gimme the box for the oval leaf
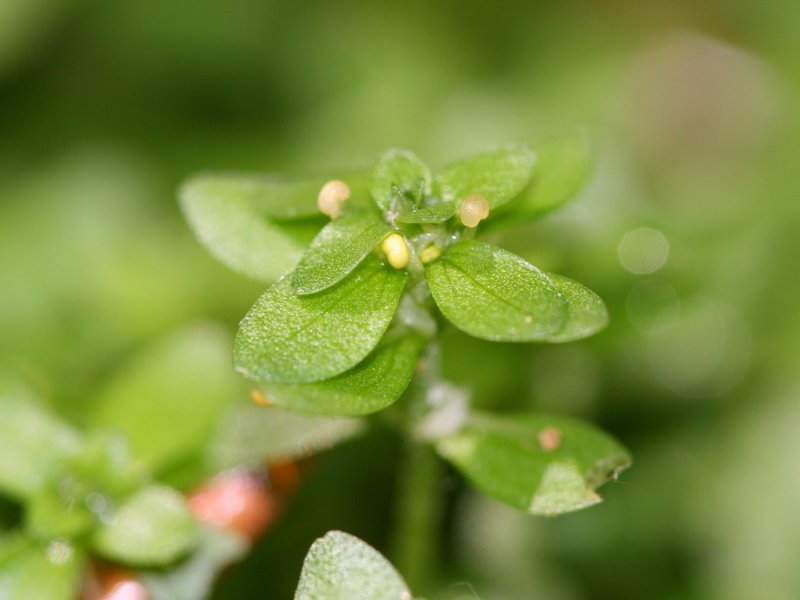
[258,337,422,416]
[0,378,82,501]
[93,486,198,567]
[396,201,456,224]
[292,210,392,295]
[0,540,84,600]
[545,273,608,343]
[88,325,241,473]
[235,256,407,382]
[437,412,631,516]
[426,241,566,342]
[434,144,536,210]
[370,149,431,212]
[513,129,592,219]
[295,531,412,600]
[179,174,316,282]
[208,406,364,471]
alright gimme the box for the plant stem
[391,437,443,592]
[390,342,445,592]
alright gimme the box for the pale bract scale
[459,194,490,228]
[317,179,351,218]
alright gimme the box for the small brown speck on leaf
[538,427,562,452]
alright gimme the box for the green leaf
[0,539,85,600]
[434,144,536,210]
[437,412,631,516]
[26,431,143,540]
[93,486,198,567]
[182,171,371,221]
[512,129,592,218]
[545,274,608,342]
[179,174,325,282]
[395,201,456,224]
[295,531,412,600]
[257,337,422,416]
[140,526,249,600]
[292,210,392,295]
[88,325,242,473]
[0,379,82,501]
[207,405,364,471]
[235,256,407,383]
[426,241,566,342]
[370,149,431,212]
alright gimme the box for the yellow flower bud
[459,194,490,228]
[317,180,350,218]
[381,233,410,269]
[419,244,441,264]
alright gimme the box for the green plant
[180,133,632,595]
[0,326,360,599]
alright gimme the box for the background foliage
[2,1,800,598]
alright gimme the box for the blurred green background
[2,1,800,598]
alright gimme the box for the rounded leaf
[295,531,411,600]
[258,337,423,416]
[426,241,566,342]
[434,144,536,210]
[437,412,631,516]
[179,174,314,282]
[292,210,392,295]
[235,256,407,382]
[93,486,198,567]
[512,129,592,219]
[545,273,608,342]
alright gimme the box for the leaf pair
[426,240,608,343]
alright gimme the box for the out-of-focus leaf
[0,379,82,501]
[88,325,241,474]
[182,171,370,221]
[294,531,412,600]
[426,241,566,342]
[26,431,144,540]
[292,210,392,295]
[179,174,324,282]
[437,412,631,516]
[434,144,536,210]
[395,201,456,224]
[25,486,93,540]
[0,539,84,600]
[371,149,431,211]
[511,130,592,218]
[140,526,248,600]
[257,337,422,416]
[544,274,608,342]
[93,486,198,567]
[235,256,407,383]
[207,405,364,471]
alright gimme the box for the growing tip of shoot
[381,232,410,269]
[317,179,350,218]
[459,194,490,228]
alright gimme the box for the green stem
[390,341,446,592]
[391,437,443,592]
